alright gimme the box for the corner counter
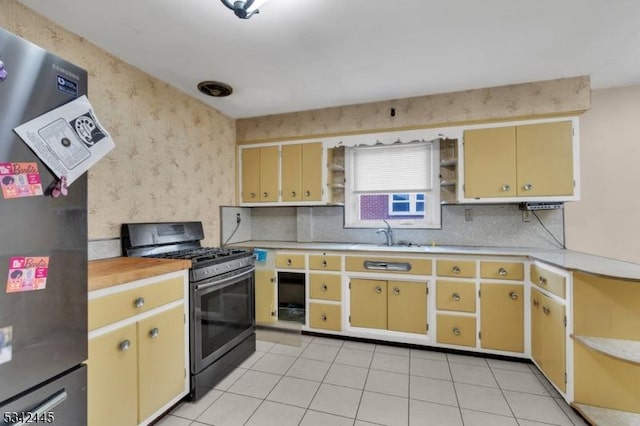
[88,257,191,291]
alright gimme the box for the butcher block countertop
[88,257,191,292]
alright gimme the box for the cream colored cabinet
[437,314,476,347]
[255,269,277,324]
[241,146,279,203]
[349,278,427,334]
[479,283,524,352]
[282,142,323,202]
[463,121,575,199]
[88,271,189,426]
[531,287,566,392]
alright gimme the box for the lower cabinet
[309,302,342,331]
[255,269,277,324]
[436,314,476,347]
[480,283,524,352]
[349,278,428,334]
[531,287,566,392]
[88,272,189,426]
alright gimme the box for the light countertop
[88,257,191,292]
[230,240,640,280]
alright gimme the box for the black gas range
[121,222,256,401]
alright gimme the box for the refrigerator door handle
[11,390,67,426]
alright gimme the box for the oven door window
[197,274,254,362]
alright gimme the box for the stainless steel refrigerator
[0,27,88,425]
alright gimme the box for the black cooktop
[145,247,252,265]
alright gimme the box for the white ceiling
[18,0,640,119]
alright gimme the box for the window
[344,140,440,228]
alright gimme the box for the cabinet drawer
[276,254,306,269]
[436,281,476,313]
[530,264,566,299]
[480,261,524,280]
[309,255,341,271]
[309,273,342,301]
[345,256,432,275]
[437,314,476,347]
[89,277,184,331]
[436,260,476,278]
[309,302,342,331]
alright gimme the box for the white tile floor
[155,335,589,426]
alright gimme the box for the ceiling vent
[197,81,233,97]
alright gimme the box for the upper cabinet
[239,141,329,206]
[462,120,578,202]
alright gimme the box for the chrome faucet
[376,219,394,246]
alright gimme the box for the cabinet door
[350,279,387,329]
[539,293,566,392]
[480,283,524,352]
[137,306,186,422]
[241,147,260,203]
[387,281,427,334]
[301,142,323,201]
[88,324,138,426]
[255,269,277,324]
[516,121,573,196]
[530,288,544,367]
[281,144,302,201]
[463,127,517,198]
[259,146,279,202]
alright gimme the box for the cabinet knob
[321,314,327,321]
[538,276,547,286]
[501,184,511,192]
[250,192,256,198]
[290,191,296,197]
[393,287,400,296]
[498,268,507,276]
[509,291,518,300]
[523,183,534,191]
[134,297,145,308]
[286,258,292,265]
[321,260,328,267]
[452,266,461,274]
[374,286,382,294]
[532,298,539,307]
[119,340,131,352]
[305,190,311,197]
[263,192,269,198]
[149,328,159,339]
[542,306,551,316]
[452,293,461,302]
[452,327,461,336]
[321,284,328,292]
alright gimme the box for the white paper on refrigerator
[13,95,115,185]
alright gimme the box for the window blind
[352,142,432,192]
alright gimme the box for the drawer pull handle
[286,258,292,266]
[321,260,328,267]
[523,183,534,191]
[290,191,296,197]
[542,306,550,316]
[393,287,400,296]
[250,192,256,198]
[119,340,131,352]
[452,266,461,274]
[305,190,311,197]
[498,268,507,276]
[532,298,539,307]
[321,284,328,292]
[452,327,461,336]
[452,293,461,302]
[538,276,547,286]
[263,192,269,198]
[509,291,519,300]
[375,286,382,294]
[149,328,160,339]
[134,297,145,308]
[501,184,511,192]
[321,314,327,321]
[364,261,411,272]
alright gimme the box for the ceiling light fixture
[220,0,268,19]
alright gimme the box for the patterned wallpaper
[237,76,590,142]
[0,0,236,246]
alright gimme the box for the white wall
[565,85,640,264]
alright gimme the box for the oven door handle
[194,266,256,291]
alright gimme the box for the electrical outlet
[465,209,473,222]
[522,210,531,222]
[236,213,241,224]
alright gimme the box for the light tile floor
[155,335,588,426]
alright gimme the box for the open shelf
[573,335,640,365]
[572,403,640,426]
